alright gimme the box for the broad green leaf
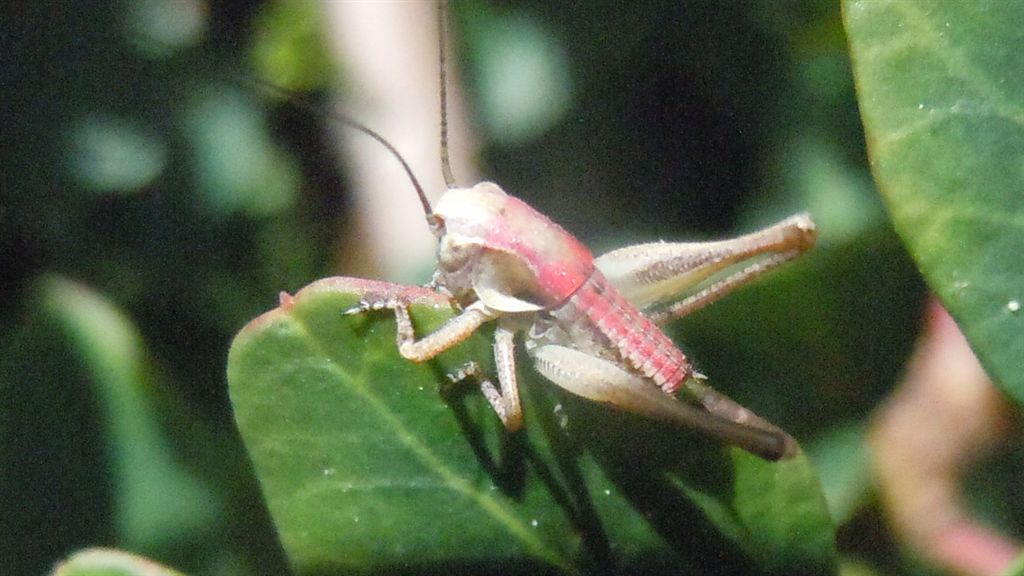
[843,0,1024,403]
[228,277,837,574]
[51,548,185,576]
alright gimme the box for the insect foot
[446,360,483,384]
[441,359,522,430]
[342,296,406,316]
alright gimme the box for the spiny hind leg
[529,345,797,461]
[595,213,817,323]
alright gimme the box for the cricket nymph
[351,177,809,461]
[343,1,814,461]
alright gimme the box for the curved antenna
[438,0,457,189]
[243,76,435,222]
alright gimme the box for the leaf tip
[279,290,295,310]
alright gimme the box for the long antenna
[240,76,435,222]
[438,0,457,189]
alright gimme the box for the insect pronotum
[334,1,817,461]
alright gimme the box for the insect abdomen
[555,270,690,394]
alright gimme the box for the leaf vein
[292,313,569,570]
[893,2,1024,127]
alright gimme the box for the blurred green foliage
[3,0,1020,574]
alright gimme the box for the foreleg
[346,298,495,362]
[348,297,524,429]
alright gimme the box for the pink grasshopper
[341,3,817,462]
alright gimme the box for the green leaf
[51,548,185,576]
[1000,552,1024,576]
[228,277,837,574]
[249,0,334,92]
[843,0,1024,403]
[1,276,226,574]
[36,277,220,549]
[805,423,871,525]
